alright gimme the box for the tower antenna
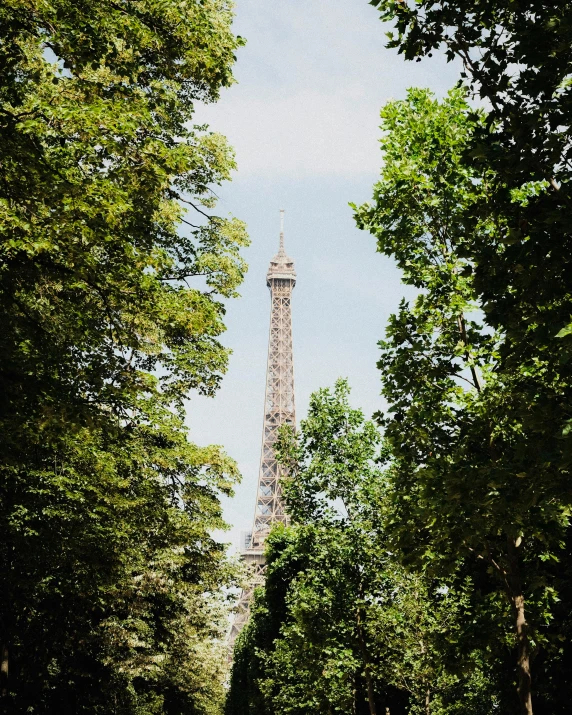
[279,208,285,252]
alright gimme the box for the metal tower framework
[229,210,296,647]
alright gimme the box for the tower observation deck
[228,210,296,648]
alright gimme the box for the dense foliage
[353,87,572,715]
[370,0,572,490]
[0,1,247,712]
[227,382,507,715]
[360,2,572,708]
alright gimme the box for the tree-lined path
[2,1,572,714]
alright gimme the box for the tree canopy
[0,1,248,712]
[227,381,505,715]
[353,85,572,715]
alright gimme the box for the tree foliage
[228,381,502,715]
[0,1,248,711]
[354,86,572,715]
[370,0,572,486]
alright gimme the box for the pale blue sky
[186,0,461,549]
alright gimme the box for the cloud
[198,85,383,177]
[193,0,461,178]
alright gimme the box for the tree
[277,380,396,715]
[363,9,572,709]
[0,1,248,711]
[279,380,500,715]
[228,380,500,715]
[369,0,572,484]
[226,527,304,715]
[354,86,572,715]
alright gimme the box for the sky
[186,0,461,551]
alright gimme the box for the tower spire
[279,208,285,253]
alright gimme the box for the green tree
[277,380,498,715]
[369,0,572,492]
[0,1,248,711]
[277,380,394,714]
[354,87,572,715]
[228,381,499,715]
[363,4,572,704]
[368,0,572,359]
[226,528,304,715]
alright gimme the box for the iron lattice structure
[229,211,296,648]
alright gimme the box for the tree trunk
[1,642,8,698]
[425,688,431,715]
[356,601,377,715]
[513,591,533,715]
[365,669,377,715]
[506,537,533,715]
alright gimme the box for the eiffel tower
[229,210,296,647]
